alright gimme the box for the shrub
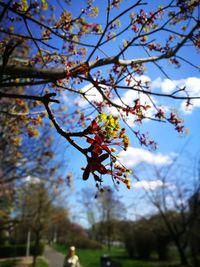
[0,259,19,267]
[134,230,154,260]
[155,234,169,261]
[58,237,102,250]
[124,221,155,260]
[73,238,102,249]
[0,243,44,258]
[124,234,135,258]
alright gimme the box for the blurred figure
[63,246,81,267]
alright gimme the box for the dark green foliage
[0,258,48,267]
[0,243,44,258]
[53,220,102,249]
[124,217,171,261]
[148,215,170,261]
[35,258,49,267]
[124,220,155,260]
[135,231,154,259]
[133,226,155,260]
[58,237,102,250]
[188,192,200,266]
[155,234,169,261]
[124,234,135,258]
[71,237,102,249]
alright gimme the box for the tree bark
[175,241,188,266]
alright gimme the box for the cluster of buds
[111,0,123,8]
[155,109,165,120]
[112,64,123,75]
[110,164,132,189]
[55,11,72,29]
[134,130,158,150]
[119,128,129,151]
[169,57,181,68]
[168,112,184,133]
[131,62,144,75]
[136,9,157,26]
[122,99,151,123]
[148,42,162,52]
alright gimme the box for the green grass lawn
[34,258,49,267]
[53,244,181,267]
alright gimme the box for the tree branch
[1,15,199,84]
[0,92,59,103]
[115,85,200,100]
[0,91,88,155]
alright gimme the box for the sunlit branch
[1,10,199,84]
[23,17,46,66]
[0,2,95,48]
[42,99,87,155]
[87,0,145,61]
[0,110,46,117]
[0,92,59,104]
[86,74,123,111]
[0,29,58,50]
[0,65,66,79]
[0,80,52,88]
[100,1,171,47]
[117,3,175,57]
[142,46,172,80]
[0,91,88,155]
[117,4,199,60]
[85,74,166,123]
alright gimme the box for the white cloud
[155,78,177,94]
[74,76,200,116]
[120,87,153,107]
[75,83,103,108]
[179,77,200,113]
[151,76,200,113]
[123,75,200,115]
[125,74,151,88]
[114,89,156,126]
[184,77,200,94]
[123,75,153,108]
[151,77,162,89]
[119,147,174,168]
[133,179,169,191]
[109,75,157,126]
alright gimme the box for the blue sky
[65,1,199,225]
[28,0,200,226]
[2,0,200,227]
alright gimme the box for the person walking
[63,246,81,267]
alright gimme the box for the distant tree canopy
[1,0,200,190]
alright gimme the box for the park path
[44,246,65,267]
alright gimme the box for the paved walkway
[44,246,65,267]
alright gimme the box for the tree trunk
[176,242,188,266]
[190,243,200,267]
[32,231,40,267]
[107,238,111,251]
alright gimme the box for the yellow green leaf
[41,0,48,11]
